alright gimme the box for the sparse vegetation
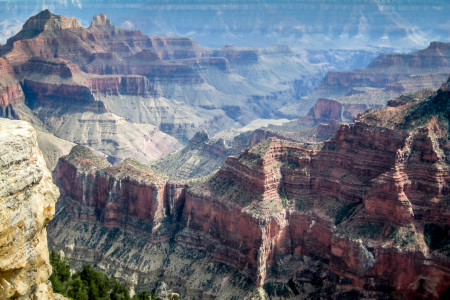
[278,186,289,208]
[208,175,256,206]
[403,87,448,133]
[295,197,313,211]
[66,145,111,169]
[249,138,273,156]
[334,201,361,225]
[356,223,384,239]
[263,282,296,298]
[388,226,418,247]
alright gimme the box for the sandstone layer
[49,81,450,298]
[0,118,59,299]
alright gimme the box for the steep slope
[0,118,59,299]
[279,42,450,119]
[0,10,321,125]
[151,131,229,180]
[0,58,24,118]
[0,10,335,166]
[151,120,340,180]
[49,80,450,298]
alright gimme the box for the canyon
[0,8,449,300]
[48,80,450,298]
[1,10,448,172]
[0,10,339,167]
[279,42,450,119]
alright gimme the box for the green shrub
[132,291,156,300]
[48,250,156,300]
[49,251,71,294]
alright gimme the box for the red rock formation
[0,83,23,107]
[320,42,450,94]
[50,81,450,298]
[54,148,175,232]
[85,75,158,96]
[0,58,24,107]
[297,42,450,125]
[18,57,76,79]
[298,98,383,125]
[231,128,290,152]
[368,41,450,72]
[323,71,407,89]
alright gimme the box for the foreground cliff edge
[0,118,59,298]
[48,80,450,298]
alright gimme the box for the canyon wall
[0,10,328,168]
[278,42,450,119]
[0,118,59,299]
[49,81,450,298]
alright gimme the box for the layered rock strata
[278,42,450,119]
[49,81,450,298]
[0,118,59,299]
[0,10,328,167]
[0,10,313,128]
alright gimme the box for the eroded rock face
[278,42,450,120]
[49,82,450,298]
[304,97,383,124]
[0,58,24,118]
[0,10,325,164]
[0,118,59,299]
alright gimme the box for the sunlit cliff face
[0,119,59,299]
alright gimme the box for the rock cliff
[0,10,329,165]
[49,81,450,298]
[0,58,24,118]
[0,118,59,299]
[0,10,315,123]
[278,42,450,120]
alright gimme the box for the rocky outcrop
[214,45,259,64]
[85,75,158,97]
[49,82,450,298]
[368,41,450,73]
[320,41,450,95]
[22,79,106,112]
[0,58,24,117]
[0,10,317,120]
[304,97,383,124]
[0,118,59,299]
